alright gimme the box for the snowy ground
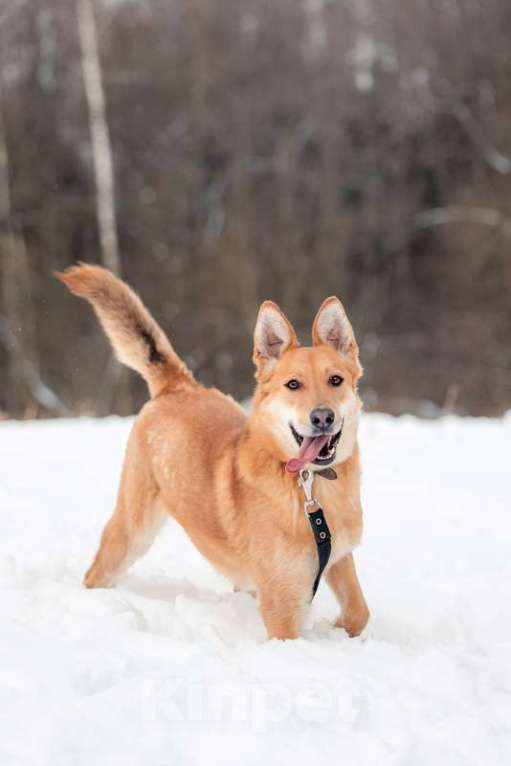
[1,412,510,765]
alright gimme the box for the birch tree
[77,0,129,414]
[77,0,120,275]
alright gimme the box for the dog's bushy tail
[56,263,193,397]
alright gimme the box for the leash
[297,469,332,600]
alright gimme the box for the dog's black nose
[310,407,335,432]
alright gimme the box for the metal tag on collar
[298,469,317,511]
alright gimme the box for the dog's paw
[83,568,113,589]
[335,606,370,638]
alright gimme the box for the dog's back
[57,264,247,584]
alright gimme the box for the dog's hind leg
[84,458,164,589]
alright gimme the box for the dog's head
[251,297,363,471]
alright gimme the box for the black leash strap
[298,469,333,600]
[306,506,332,599]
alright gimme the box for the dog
[57,264,369,640]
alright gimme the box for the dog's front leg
[258,584,308,640]
[326,553,369,637]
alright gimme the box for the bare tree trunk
[77,0,129,414]
[77,0,120,275]
[0,73,24,415]
[0,72,68,417]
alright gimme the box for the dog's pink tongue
[286,435,329,474]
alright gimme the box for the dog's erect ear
[253,301,298,375]
[312,296,358,361]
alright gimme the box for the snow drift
[1,413,510,765]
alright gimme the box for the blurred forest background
[1,0,510,420]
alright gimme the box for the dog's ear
[312,296,359,362]
[253,301,298,376]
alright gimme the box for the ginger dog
[57,265,369,640]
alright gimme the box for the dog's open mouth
[286,423,343,473]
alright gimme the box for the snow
[1,412,510,765]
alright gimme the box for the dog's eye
[285,379,301,390]
[328,375,344,387]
